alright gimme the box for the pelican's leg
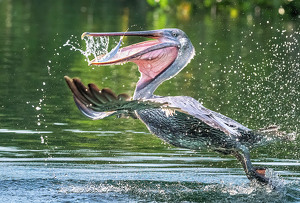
[232,145,269,184]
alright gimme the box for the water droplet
[64,34,111,65]
[40,136,44,144]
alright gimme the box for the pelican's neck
[133,79,160,99]
[133,41,195,100]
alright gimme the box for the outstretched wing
[65,76,244,136]
[64,76,168,120]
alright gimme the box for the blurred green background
[147,0,299,18]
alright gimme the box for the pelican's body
[65,28,280,186]
[137,96,251,151]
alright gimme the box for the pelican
[65,28,280,186]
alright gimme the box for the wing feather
[148,96,244,137]
[64,76,167,119]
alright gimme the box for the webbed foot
[249,167,269,185]
[232,147,274,187]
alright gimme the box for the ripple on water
[0,128,52,134]
[63,129,123,136]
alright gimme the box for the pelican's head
[82,28,195,99]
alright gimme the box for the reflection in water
[65,28,295,188]
[0,129,52,134]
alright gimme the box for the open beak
[81,30,180,66]
[81,30,163,39]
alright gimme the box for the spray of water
[63,35,109,64]
[197,27,299,136]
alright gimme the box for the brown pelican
[65,28,280,186]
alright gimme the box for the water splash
[265,168,285,189]
[92,36,123,64]
[59,179,293,202]
[63,35,109,64]
[197,27,300,135]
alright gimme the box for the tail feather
[254,125,296,146]
[259,125,280,134]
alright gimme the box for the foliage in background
[147,0,300,18]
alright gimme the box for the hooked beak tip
[88,61,93,66]
[81,32,90,39]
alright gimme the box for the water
[0,0,299,202]
[63,35,110,64]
